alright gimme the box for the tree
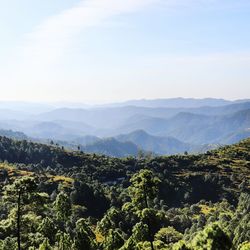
[38,238,53,250]
[129,169,160,210]
[172,240,191,250]
[120,222,149,250]
[54,191,71,222]
[56,231,73,250]
[129,169,161,250]
[102,229,124,250]
[73,218,96,250]
[3,176,38,250]
[155,227,183,245]
[0,237,17,250]
[54,192,72,250]
[238,241,250,250]
[38,217,57,244]
[191,223,232,250]
[97,207,122,236]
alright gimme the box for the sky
[0,0,250,103]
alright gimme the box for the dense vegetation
[0,136,249,249]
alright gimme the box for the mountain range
[0,98,249,157]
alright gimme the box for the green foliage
[56,231,73,250]
[0,136,249,249]
[38,217,57,244]
[120,222,149,250]
[0,237,17,250]
[97,207,122,236]
[38,238,53,250]
[129,169,161,210]
[73,218,96,250]
[238,242,250,250]
[172,240,191,250]
[191,223,232,250]
[3,176,38,204]
[102,229,124,250]
[54,192,71,221]
[155,227,183,244]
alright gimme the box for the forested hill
[0,136,249,249]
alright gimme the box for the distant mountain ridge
[80,138,141,157]
[31,101,250,132]
[0,128,222,157]
[1,98,250,113]
[0,98,249,157]
[117,109,250,144]
[0,129,28,140]
[101,97,250,108]
[116,130,191,155]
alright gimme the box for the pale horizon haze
[0,0,250,102]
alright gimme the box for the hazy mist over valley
[0,98,250,157]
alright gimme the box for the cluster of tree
[0,171,249,250]
[0,136,249,249]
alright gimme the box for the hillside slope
[118,109,250,144]
[81,137,141,157]
[0,136,249,204]
[0,136,249,249]
[116,130,191,155]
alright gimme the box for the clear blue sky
[0,0,250,102]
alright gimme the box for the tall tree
[102,229,124,250]
[129,169,161,250]
[3,176,38,250]
[54,192,72,250]
[73,218,96,250]
[54,192,71,222]
[191,223,232,250]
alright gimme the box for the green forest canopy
[0,136,249,249]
